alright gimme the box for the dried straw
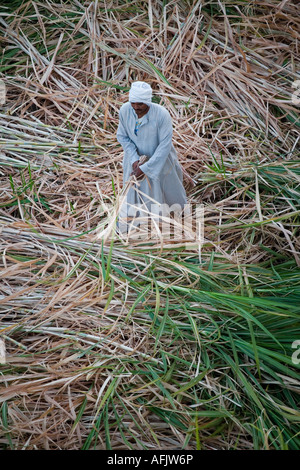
[0,0,299,450]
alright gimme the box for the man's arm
[138,110,173,180]
[116,109,140,166]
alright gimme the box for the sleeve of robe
[138,109,173,181]
[117,109,140,166]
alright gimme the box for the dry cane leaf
[0,338,6,364]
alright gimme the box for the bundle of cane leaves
[0,0,300,451]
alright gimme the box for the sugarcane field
[0,0,300,452]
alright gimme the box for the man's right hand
[132,161,139,172]
[130,161,145,179]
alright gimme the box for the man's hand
[132,161,139,172]
[131,161,145,179]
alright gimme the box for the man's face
[131,102,149,118]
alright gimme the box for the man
[116,81,187,233]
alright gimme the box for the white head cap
[129,81,152,105]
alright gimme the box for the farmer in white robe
[116,81,187,233]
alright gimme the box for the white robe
[116,102,187,230]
